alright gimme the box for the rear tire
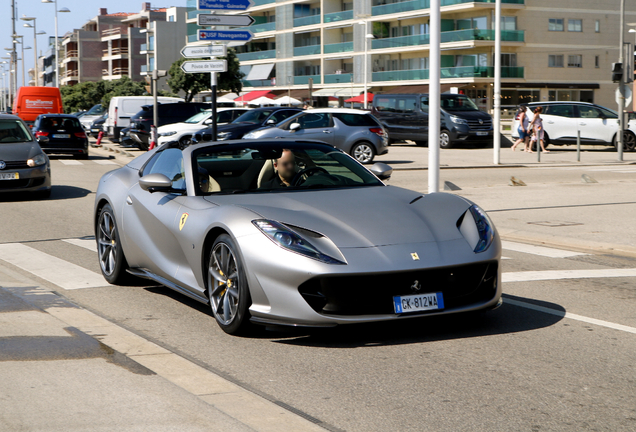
[618,131,636,152]
[440,130,454,149]
[97,204,131,285]
[350,142,375,164]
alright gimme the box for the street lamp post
[21,16,40,86]
[357,20,375,110]
[42,0,71,87]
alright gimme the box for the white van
[104,96,182,142]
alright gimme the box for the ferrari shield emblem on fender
[179,213,189,231]
[411,252,420,261]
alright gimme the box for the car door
[576,105,617,144]
[393,96,422,139]
[288,112,335,145]
[541,104,578,144]
[121,147,190,283]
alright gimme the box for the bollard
[148,125,157,151]
[577,130,581,162]
[95,130,104,147]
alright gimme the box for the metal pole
[211,50,217,141]
[577,130,581,162]
[21,41,26,87]
[363,21,368,110]
[152,68,158,130]
[617,0,625,161]
[428,0,440,194]
[54,0,59,87]
[32,21,38,86]
[493,0,501,164]
[11,0,17,101]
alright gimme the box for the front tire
[97,203,131,285]
[440,130,454,149]
[619,131,636,152]
[350,142,375,164]
[207,234,252,335]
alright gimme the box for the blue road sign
[198,0,253,11]
[198,30,253,42]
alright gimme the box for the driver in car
[261,149,296,189]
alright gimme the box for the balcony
[140,43,154,53]
[187,33,198,43]
[102,47,129,59]
[252,0,276,5]
[371,66,524,81]
[324,42,353,54]
[324,10,354,23]
[294,75,321,85]
[293,15,321,27]
[372,29,524,49]
[294,45,321,57]
[324,73,352,84]
[187,9,203,20]
[251,22,276,33]
[140,64,147,74]
[372,0,524,17]
[102,67,129,77]
[241,79,273,87]
[237,50,276,61]
[101,27,126,39]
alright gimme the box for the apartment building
[186,0,636,111]
[60,3,170,86]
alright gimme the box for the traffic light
[612,62,623,83]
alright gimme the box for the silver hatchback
[242,108,389,163]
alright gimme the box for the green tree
[167,48,245,102]
[60,77,148,113]
[101,76,148,107]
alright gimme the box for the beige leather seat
[257,159,276,188]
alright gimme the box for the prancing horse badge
[411,252,420,261]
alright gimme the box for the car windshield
[233,110,273,124]
[185,110,212,124]
[0,119,32,143]
[441,95,480,111]
[85,104,104,116]
[193,142,383,195]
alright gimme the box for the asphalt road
[1,151,635,431]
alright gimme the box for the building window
[595,55,599,68]
[568,55,582,68]
[549,18,564,31]
[568,19,582,32]
[595,20,600,32]
[501,16,517,31]
[549,55,564,67]
[501,53,517,67]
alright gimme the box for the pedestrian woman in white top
[511,106,529,151]
[529,106,549,153]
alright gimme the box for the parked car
[31,114,89,159]
[194,107,303,142]
[128,102,213,150]
[0,114,51,198]
[104,96,183,143]
[79,104,107,131]
[89,113,107,138]
[157,107,249,146]
[12,86,64,128]
[243,108,389,164]
[371,93,493,148]
[512,101,636,151]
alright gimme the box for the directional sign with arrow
[181,45,227,58]
[180,60,228,74]
[198,14,255,27]
[198,30,253,43]
[198,0,253,11]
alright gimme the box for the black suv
[129,102,211,150]
[194,107,304,142]
[32,114,89,159]
[371,93,493,148]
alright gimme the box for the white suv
[512,101,636,151]
[157,107,248,146]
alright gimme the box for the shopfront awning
[235,90,277,102]
[245,63,275,81]
[312,87,366,98]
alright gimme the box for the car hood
[217,122,261,133]
[443,109,491,119]
[0,142,43,160]
[205,186,471,248]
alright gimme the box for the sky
[4,0,189,86]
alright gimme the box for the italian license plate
[476,131,488,136]
[393,292,444,314]
[53,134,70,139]
[0,172,19,180]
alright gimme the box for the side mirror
[139,173,173,192]
[266,119,276,125]
[36,135,49,145]
[369,162,393,180]
[203,119,213,125]
[290,123,301,131]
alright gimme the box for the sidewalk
[0,264,327,432]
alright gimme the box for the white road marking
[0,243,107,290]
[62,238,97,253]
[57,159,83,165]
[505,298,636,335]
[92,159,118,165]
[503,268,636,283]
[501,241,587,258]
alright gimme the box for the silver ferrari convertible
[94,139,502,335]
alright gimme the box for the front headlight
[217,131,232,140]
[252,219,345,264]
[27,153,47,167]
[450,115,468,125]
[158,131,177,137]
[457,205,494,253]
[243,132,256,139]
